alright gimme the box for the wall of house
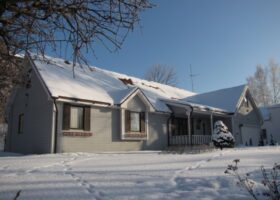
[233,93,262,146]
[6,62,54,154]
[56,98,169,153]
[262,106,280,145]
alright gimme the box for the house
[5,54,263,154]
[260,104,280,145]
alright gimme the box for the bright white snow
[32,55,194,113]
[0,147,279,200]
[183,85,246,113]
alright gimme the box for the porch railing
[169,135,212,146]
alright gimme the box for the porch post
[187,113,191,145]
[210,114,213,135]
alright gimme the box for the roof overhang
[54,96,111,106]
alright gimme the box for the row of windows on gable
[63,104,91,131]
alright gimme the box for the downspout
[53,99,58,153]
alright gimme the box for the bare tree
[247,65,271,106]
[145,64,177,86]
[247,60,280,106]
[0,0,152,121]
[268,59,280,104]
[0,44,23,123]
[0,0,152,64]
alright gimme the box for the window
[63,104,91,131]
[244,97,250,108]
[202,123,206,135]
[125,110,145,133]
[130,112,140,132]
[171,117,188,136]
[196,119,202,130]
[70,106,84,129]
[18,114,24,134]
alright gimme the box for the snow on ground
[0,147,279,200]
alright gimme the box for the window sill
[63,131,92,137]
[123,133,147,140]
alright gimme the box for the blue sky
[83,0,280,93]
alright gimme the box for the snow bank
[0,147,279,199]
[0,124,7,151]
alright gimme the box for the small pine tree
[212,120,235,149]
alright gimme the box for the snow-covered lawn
[0,147,279,200]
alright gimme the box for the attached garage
[241,125,261,146]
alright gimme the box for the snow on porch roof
[181,85,247,113]
[30,54,195,112]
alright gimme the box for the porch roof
[162,98,233,115]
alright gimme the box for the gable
[120,89,155,112]
[236,90,262,124]
[127,95,146,111]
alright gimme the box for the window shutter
[84,107,91,131]
[125,110,130,132]
[140,112,145,133]
[63,104,70,130]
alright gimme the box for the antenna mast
[190,64,194,92]
[189,64,198,92]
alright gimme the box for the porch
[165,101,232,146]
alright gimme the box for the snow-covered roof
[30,55,194,112]
[266,103,280,109]
[259,107,271,121]
[259,103,280,121]
[29,54,247,114]
[181,85,247,113]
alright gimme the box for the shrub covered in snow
[212,120,235,149]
